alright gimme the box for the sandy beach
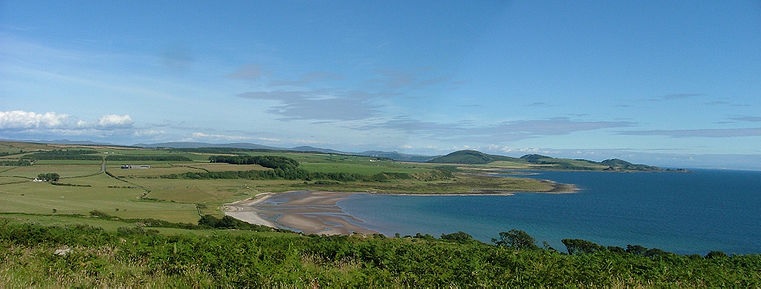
[223,191,377,235]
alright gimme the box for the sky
[1,1,761,169]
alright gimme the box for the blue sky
[2,1,760,169]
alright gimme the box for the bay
[338,169,761,255]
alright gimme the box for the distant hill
[359,151,435,162]
[430,150,662,171]
[4,139,666,171]
[136,142,282,150]
[600,159,661,171]
[135,142,436,162]
[520,154,661,171]
[289,146,346,154]
[428,150,519,164]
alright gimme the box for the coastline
[224,191,378,235]
[223,188,578,236]
[223,193,278,228]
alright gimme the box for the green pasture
[2,163,102,178]
[482,160,533,169]
[175,162,269,172]
[0,172,199,223]
[0,141,572,226]
[0,142,51,154]
[300,161,426,175]
[131,178,262,205]
[106,164,203,178]
[105,148,207,161]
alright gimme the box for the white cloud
[133,129,164,137]
[620,127,761,138]
[97,114,133,128]
[191,132,247,141]
[0,110,69,129]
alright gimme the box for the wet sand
[223,191,377,235]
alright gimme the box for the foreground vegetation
[1,219,759,288]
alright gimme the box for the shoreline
[223,189,577,236]
[224,191,378,235]
[222,193,278,228]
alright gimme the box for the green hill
[601,158,661,171]
[428,150,519,164]
[429,150,662,171]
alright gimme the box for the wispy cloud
[238,90,382,121]
[730,116,761,122]
[227,64,268,80]
[620,127,761,138]
[185,130,282,143]
[364,117,634,142]
[648,93,702,102]
[704,100,750,107]
[269,71,342,86]
[190,132,249,141]
[526,102,553,107]
[371,69,455,90]
[160,44,194,72]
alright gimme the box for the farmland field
[0,141,570,224]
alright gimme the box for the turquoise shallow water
[338,169,761,255]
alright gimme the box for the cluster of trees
[36,172,60,182]
[163,165,413,183]
[209,155,300,170]
[0,159,33,166]
[198,214,281,232]
[26,149,101,160]
[1,221,758,288]
[105,155,192,161]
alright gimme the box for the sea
[338,169,761,255]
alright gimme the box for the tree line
[159,155,415,182]
[163,167,412,183]
[208,155,300,170]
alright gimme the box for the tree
[198,215,219,228]
[705,250,728,259]
[37,172,60,182]
[562,238,605,255]
[492,229,538,250]
[441,231,474,243]
[626,244,648,255]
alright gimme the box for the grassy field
[0,141,572,225]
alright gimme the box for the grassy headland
[1,141,575,224]
[3,140,745,288]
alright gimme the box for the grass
[3,163,102,178]
[0,141,572,225]
[0,172,200,223]
[300,161,426,175]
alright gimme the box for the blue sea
[338,169,761,255]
